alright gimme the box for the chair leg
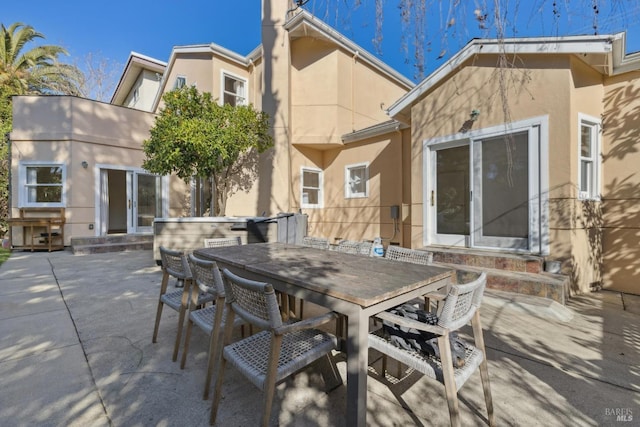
[209,354,228,425]
[472,311,495,426]
[202,330,218,400]
[438,334,461,427]
[180,318,194,369]
[152,273,170,343]
[203,304,226,400]
[210,312,237,426]
[152,301,164,343]
[173,304,187,362]
[261,335,283,427]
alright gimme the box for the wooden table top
[194,242,453,307]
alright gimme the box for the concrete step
[71,234,153,255]
[436,262,569,305]
[429,246,545,274]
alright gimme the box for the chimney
[261,0,295,212]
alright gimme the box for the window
[20,163,66,207]
[221,72,247,106]
[345,162,369,198]
[301,168,322,208]
[578,115,600,200]
[174,76,186,89]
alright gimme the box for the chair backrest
[203,236,242,248]
[301,236,330,250]
[437,272,487,331]
[159,246,191,280]
[335,240,373,256]
[221,268,283,331]
[384,245,433,265]
[188,254,225,298]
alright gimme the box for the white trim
[341,120,409,144]
[577,113,602,201]
[344,162,370,199]
[220,69,248,106]
[423,115,549,254]
[174,75,187,89]
[301,167,323,209]
[93,163,169,236]
[18,161,67,208]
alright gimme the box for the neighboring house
[111,52,167,112]
[387,33,640,295]
[8,0,640,296]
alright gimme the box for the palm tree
[0,22,83,96]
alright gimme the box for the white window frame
[301,167,323,209]
[344,162,369,199]
[422,115,550,255]
[220,70,248,106]
[578,113,601,201]
[174,76,186,89]
[19,161,67,208]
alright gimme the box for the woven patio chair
[384,245,438,310]
[210,268,341,427]
[369,272,494,427]
[203,236,242,248]
[296,236,331,318]
[180,254,246,399]
[153,246,214,362]
[384,245,434,264]
[301,235,330,250]
[334,239,373,256]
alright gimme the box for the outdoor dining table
[194,241,454,427]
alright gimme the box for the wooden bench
[8,208,66,252]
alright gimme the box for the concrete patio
[0,249,638,426]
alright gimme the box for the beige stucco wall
[124,69,161,111]
[290,37,409,147]
[295,130,407,244]
[10,96,156,245]
[601,69,640,294]
[407,54,611,293]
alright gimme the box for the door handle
[430,190,434,206]
[128,199,131,209]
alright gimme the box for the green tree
[142,86,273,216]
[0,22,84,236]
[0,23,83,95]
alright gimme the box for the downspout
[351,51,359,131]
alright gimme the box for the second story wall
[290,36,410,148]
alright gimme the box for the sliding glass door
[428,124,541,252]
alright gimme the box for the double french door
[427,124,542,252]
[98,168,165,235]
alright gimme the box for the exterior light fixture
[81,161,88,169]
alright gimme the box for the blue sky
[3,0,640,90]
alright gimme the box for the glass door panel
[473,131,530,249]
[431,144,470,246]
[135,173,162,232]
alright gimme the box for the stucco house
[386,32,640,296]
[7,0,640,297]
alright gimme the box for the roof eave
[342,120,409,144]
[285,10,414,90]
[387,33,626,120]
